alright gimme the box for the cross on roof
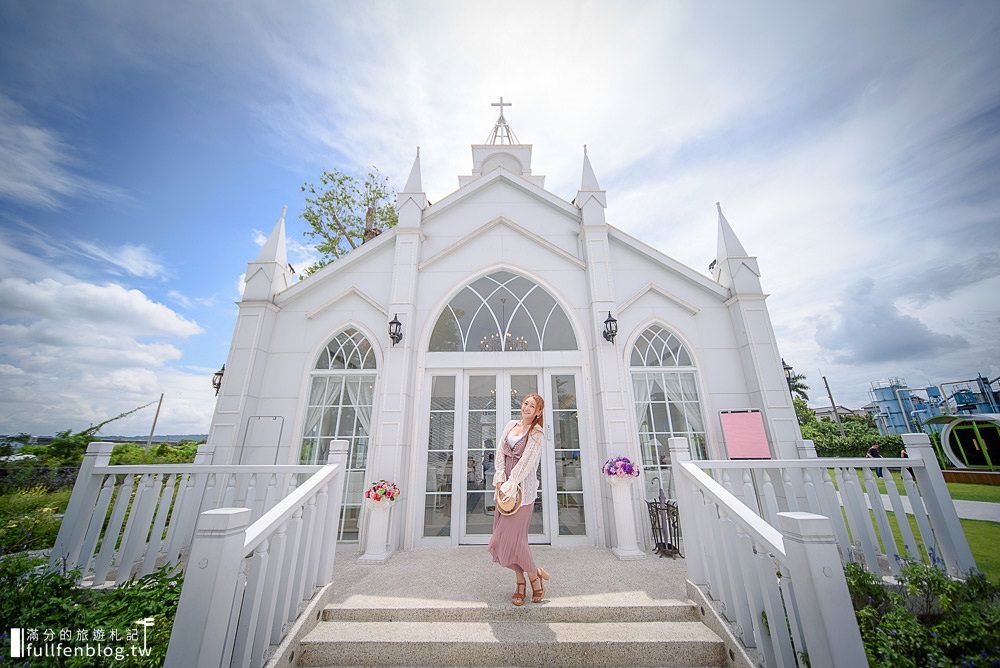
[491,97,512,112]
[486,96,519,144]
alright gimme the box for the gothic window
[301,328,376,541]
[630,325,706,498]
[428,270,577,352]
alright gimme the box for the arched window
[630,325,706,496]
[429,271,577,352]
[301,328,376,541]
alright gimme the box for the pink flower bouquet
[364,479,400,503]
[602,456,640,478]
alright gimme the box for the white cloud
[0,93,126,208]
[76,241,166,278]
[0,234,211,435]
[0,277,201,338]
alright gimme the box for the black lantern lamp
[388,314,403,346]
[212,365,225,396]
[602,311,618,343]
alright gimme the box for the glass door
[460,371,548,544]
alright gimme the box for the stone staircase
[298,598,723,666]
[290,546,729,668]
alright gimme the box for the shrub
[847,558,1000,666]
[0,486,72,554]
[0,555,181,667]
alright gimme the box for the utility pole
[822,376,846,436]
[145,393,164,450]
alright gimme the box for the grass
[868,507,1000,586]
[861,469,1000,503]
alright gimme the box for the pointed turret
[404,146,422,193]
[581,145,601,191]
[255,206,288,265]
[712,202,761,293]
[396,147,427,227]
[576,145,607,225]
[716,202,748,260]
[242,207,293,301]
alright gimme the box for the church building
[207,102,803,555]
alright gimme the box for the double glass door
[421,369,587,546]
[462,372,545,543]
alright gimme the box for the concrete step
[299,599,725,667]
[321,599,701,624]
[298,619,725,667]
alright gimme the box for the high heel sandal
[530,567,550,603]
[511,580,526,606]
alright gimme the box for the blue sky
[1,1,998,437]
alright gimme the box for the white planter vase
[607,475,645,561]
[359,499,395,564]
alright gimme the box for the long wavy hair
[521,393,545,429]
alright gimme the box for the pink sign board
[720,410,771,459]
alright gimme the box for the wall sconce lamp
[388,314,403,346]
[602,311,618,343]
[212,365,225,396]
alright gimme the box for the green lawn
[870,508,999,586]
[863,469,1000,503]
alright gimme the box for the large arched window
[301,328,376,541]
[429,270,577,352]
[630,325,706,497]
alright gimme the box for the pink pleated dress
[487,429,538,574]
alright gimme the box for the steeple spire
[716,202,748,259]
[255,206,288,265]
[403,146,422,193]
[485,97,519,144]
[244,206,292,301]
[581,144,601,191]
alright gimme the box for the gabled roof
[275,227,399,306]
[419,216,585,271]
[608,227,729,299]
[306,286,386,319]
[422,166,580,223]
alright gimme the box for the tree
[787,371,810,401]
[300,167,398,275]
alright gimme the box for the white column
[777,512,867,667]
[608,476,645,560]
[359,500,395,564]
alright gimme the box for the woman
[488,393,551,606]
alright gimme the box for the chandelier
[479,332,528,352]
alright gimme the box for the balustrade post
[318,441,349,582]
[668,437,705,583]
[777,512,866,667]
[50,441,114,573]
[165,508,250,668]
[904,433,976,575]
[796,439,817,459]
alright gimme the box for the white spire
[255,206,288,266]
[716,202,748,259]
[485,96,519,144]
[581,144,601,190]
[403,146,422,192]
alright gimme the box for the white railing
[50,442,327,586]
[165,442,348,668]
[669,433,976,667]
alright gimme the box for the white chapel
[207,103,804,555]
